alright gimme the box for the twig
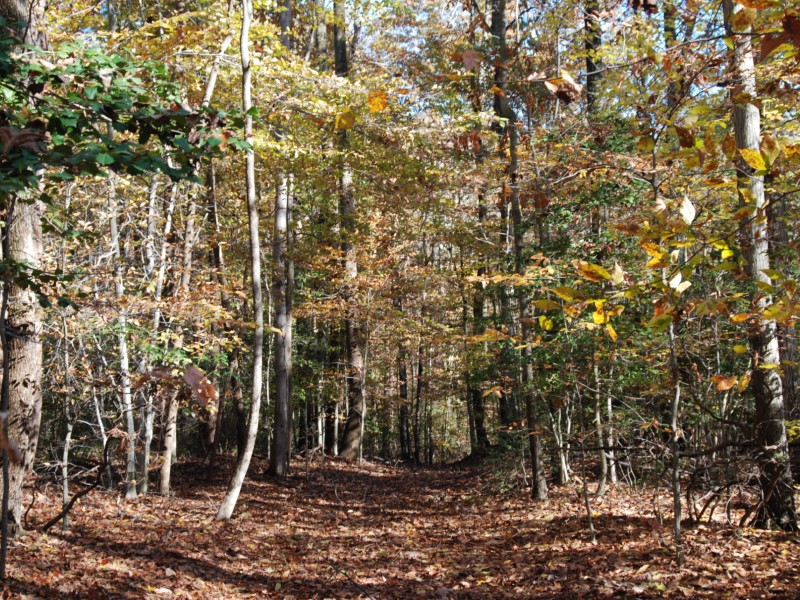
[326,559,376,600]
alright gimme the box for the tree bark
[723,0,797,531]
[0,0,47,543]
[492,0,546,500]
[217,0,264,520]
[334,0,366,460]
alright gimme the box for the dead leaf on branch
[543,70,583,104]
[0,125,48,156]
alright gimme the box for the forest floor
[4,455,800,599]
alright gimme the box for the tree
[216,0,264,519]
[335,0,367,460]
[1,0,48,540]
[723,0,797,531]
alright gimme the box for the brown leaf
[674,125,696,148]
[760,32,790,61]
[0,126,48,155]
[543,70,583,104]
[182,365,219,409]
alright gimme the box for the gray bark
[217,0,264,520]
[724,0,796,531]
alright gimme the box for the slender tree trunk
[593,359,608,495]
[724,0,796,531]
[217,0,264,520]
[492,0,546,500]
[334,0,366,460]
[159,391,179,495]
[268,175,292,476]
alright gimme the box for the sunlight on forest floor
[5,457,800,598]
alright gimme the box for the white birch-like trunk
[217,0,263,520]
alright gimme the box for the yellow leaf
[552,286,578,302]
[606,323,617,342]
[575,260,610,282]
[334,108,356,130]
[538,315,554,331]
[610,262,625,286]
[733,344,748,354]
[532,299,561,311]
[738,148,766,171]
[592,310,607,325]
[490,85,505,97]
[637,135,656,153]
[367,90,388,113]
[731,313,750,323]
[738,373,751,392]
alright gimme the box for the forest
[0,0,799,596]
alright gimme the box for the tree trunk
[268,175,292,476]
[334,0,366,460]
[492,0,546,500]
[0,1,47,546]
[217,0,264,520]
[159,391,179,495]
[723,0,796,531]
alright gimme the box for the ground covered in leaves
[5,456,800,598]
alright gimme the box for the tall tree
[0,0,48,537]
[491,0,547,500]
[216,0,264,520]
[723,0,796,531]
[335,0,366,460]
[267,0,294,478]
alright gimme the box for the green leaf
[96,152,114,165]
[646,313,673,333]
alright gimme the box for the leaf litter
[5,457,800,598]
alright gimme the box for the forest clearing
[7,456,800,599]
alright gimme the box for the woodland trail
[5,456,800,599]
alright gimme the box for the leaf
[96,152,115,165]
[760,134,780,167]
[711,375,737,391]
[675,281,692,294]
[668,272,682,289]
[543,70,582,104]
[532,299,561,311]
[538,315,554,331]
[738,148,766,171]
[646,313,673,332]
[490,85,505,97]
[674,126,696,148]
[606,323,618,342]
[729,8,756,32]
[610,263,625,286]
[552,286,579,302]
[733,344,749,354]
[761,31,792,62]
[680,197,696,225]
[461,50,482,70]
[592,310,607,325]
[269,326,284,335]
[367,90,388,113]
[637,135,655,153]
[334,108,356,130]
[575,260,610,282]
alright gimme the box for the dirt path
[6,458,800,598]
